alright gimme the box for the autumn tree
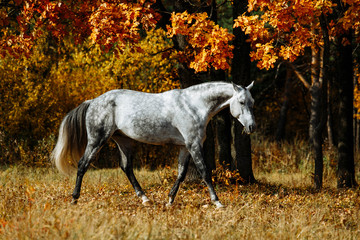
[332,0,359,188]
[234,0,330,188]
[3,0,359,191]
[235,0,359,188]
[0,0,238,171]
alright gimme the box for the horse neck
[186,82,234,116]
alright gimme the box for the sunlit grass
[1,163,360,239]
[1,136,359,239]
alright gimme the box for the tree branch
[287,62,310,89]
[149,47,175,56]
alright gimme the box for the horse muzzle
[245,123,256,134]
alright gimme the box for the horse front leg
[187,142,224,208]
[119,152,151,205]
[123,166,151,206]
[112,136,151,206]
[167,147,190,206]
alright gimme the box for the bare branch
[149,47,175,56]
[288,62,310,89]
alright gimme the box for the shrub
[0,29,179,167]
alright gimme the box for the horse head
[229,81,256,134]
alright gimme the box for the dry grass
[1,163,360,240]
[1,135,359,239]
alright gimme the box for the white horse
[51,81,256,208]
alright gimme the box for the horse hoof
[142,199,152,206]
[214,201,225,208]
[71,199,78,205]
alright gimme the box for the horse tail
[51,100,92,175]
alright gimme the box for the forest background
[1,0,360,191]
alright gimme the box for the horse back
[90,89,185,145]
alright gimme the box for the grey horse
[51,81,256,208]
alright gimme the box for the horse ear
[246,81,254,91]
[232,82,242,92]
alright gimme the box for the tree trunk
[275,66,293,142]
[310,14,330,189]
[311,83,324,189]
[215,109,233,168]
[336,32,357,188]
[310,57,327,189]
[309,43,321,144]
[232,0,256,183]
[354,67,360,152]
[327,78,336,148]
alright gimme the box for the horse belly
[117,118,184,145]
[113,93,185,145]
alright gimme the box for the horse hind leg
[72,123,113,204]
[72,140,108,204]
[167,147,190,207]
[112,135,151,206]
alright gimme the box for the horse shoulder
[165,91,207,144]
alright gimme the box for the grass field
[0,163,359,239]
[1,135,360,239]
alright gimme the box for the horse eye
[240,101,245,105]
